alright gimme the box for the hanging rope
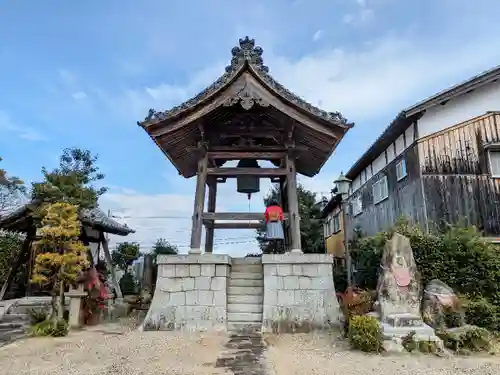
[248,193,251,225]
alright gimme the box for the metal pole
[342,200,352,287]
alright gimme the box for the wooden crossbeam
[207,151,286,160]
[207,167,287,177]
[208,145,308,152]
[201,212,289,221]
[203,221,266,229]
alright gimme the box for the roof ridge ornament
[225,37,269,74]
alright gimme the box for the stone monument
[422,279,465,330]
[374,233,438,341]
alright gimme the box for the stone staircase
[0,297,54,347]
[0,313,29,346]
[227,258,264,332]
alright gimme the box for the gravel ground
[264,333,500,375]
[2,325,500,375]
[0,323,227,375]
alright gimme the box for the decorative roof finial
[225,36,269,74]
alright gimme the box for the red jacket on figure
[264,205,284,223]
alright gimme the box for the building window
[332,214,341,233]
[352,196,363,216]
[489,150,500,177]
[396,158,407,181]
[373,175,389,204]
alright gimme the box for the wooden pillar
[279,177,290,252]
[101,235,123,299]
[190,154,208,254]
[286,155,302,253]
[205,177,217,253]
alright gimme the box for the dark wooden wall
[346,144,427,237]
[419,112,500,236]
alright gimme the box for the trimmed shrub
[29,319,68,337]
[437,326,491,352]
[28,308,48,325]
[120,271,138,295]
[463,297,500,331]
[402,331,418,352]
[348,315,383,352]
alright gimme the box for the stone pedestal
[261,254,341,333]
[65,285,87,329]
[141,254,230,331]
[377,312,438,340]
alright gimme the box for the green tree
[31,148,107,210]
[257,184,324,253]
[0,156,26,215]
[31,203,89,322]
[111,242,141,272]
[152,238,178,259]
[0,232,23,283]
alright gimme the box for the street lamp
[334,172,351,198]
[334,172,353,287]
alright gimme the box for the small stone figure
[422,279,465,329]
[264,200,285,253]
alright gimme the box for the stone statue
[376,233,421,320]
[373,233,440,345]
[422,279,465,329]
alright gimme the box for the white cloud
[0,110,47,141]
[112,31,500,124]
[344,0,374,25]
[312,29,324,42]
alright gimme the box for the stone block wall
[261,254,342,333]
[142,254,230,331]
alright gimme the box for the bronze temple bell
[236,159,260,199]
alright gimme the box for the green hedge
[350,220,500,328]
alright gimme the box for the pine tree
[31,202,89,322]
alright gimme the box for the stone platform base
[141,254,230,331]
[261,253,341,333]
[141,253,341,333]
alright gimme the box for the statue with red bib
[264,200,285,253]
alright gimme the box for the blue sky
[2,0,500,255]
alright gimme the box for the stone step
[0,328,27,346]
[230,272,263,280]
[228,286,263,296]
[1,313,29,322]
[228,278,263,287]
[227,312,262,322]
[0,322,27,331]
[227,303,263,314]
[231,264,262,273]
[227,294,263,304]
[231,257,262,265]
[227,322,261,332]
